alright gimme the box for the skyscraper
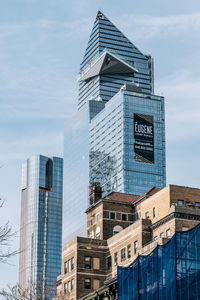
[63,11,165,243]
[19,155,63,298]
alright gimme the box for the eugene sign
[134,113,154,163]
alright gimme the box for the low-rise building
[56,184,200,300]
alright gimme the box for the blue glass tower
[78,11,154,110]
[63,11,165,243]
[19,155,63,298]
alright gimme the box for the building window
[160,232,164,238]
[127,244,131,258]
[121,248,126,262]
[84,278,91,289]
[71,257,74,270]
[96,226,100,239]
[134,241,138,254]
[96,213,100,222]
[145,211,149,219]
[64,282,67,293]
[166,229,171,237]
[122,213,127,221]
[91,215,95,225]
[110,212,115,219]
[89,230,94,238]
[107,256,112,270]
[113,225,123,236]
[163,269,166,286]
[114,252,118,265]
[64,261,68,274]
[71,279,74,290]
[195,202,200,208]
[153,207,156,218]
[68,259,70,272]
[178,200,184,206]
[84,256,91,269]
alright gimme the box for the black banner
[134,113,154,164]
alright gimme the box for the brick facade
[56,185,200,300]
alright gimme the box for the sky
[1,0,200,289]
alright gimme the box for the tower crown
[78,11,154,109]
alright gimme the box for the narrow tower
[19,155,63,298]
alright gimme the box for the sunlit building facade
[63,11,166,243]
[19,155,63,298]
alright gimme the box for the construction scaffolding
[118,224,200,300]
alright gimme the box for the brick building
[55,184,200,299]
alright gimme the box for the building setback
[56,184,200,300]
[63,11,166,244]
[19,155,63,298]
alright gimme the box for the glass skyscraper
[63,11,165,243]
[19,155,63,298]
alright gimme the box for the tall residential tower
[63,11,166,243]
[19,155,63,298]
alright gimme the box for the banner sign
[134,113,154,163]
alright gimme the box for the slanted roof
[78,50,138,82]
[86,187,161,213]
[104,192,139,204]
[136,187,161,203]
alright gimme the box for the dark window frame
[84,278,91,289]
[71,278,74,290]
[64,282,67,293]
[71,257,74,270]
[64,261,68,274]
[153,207,156,218]
[84,256,92,269]
[121,247,126,262]
[127,244,131,258]
[110,212,115,220]
[114,252,118,265]
[107,255,112,270]
[134,240,138,255]
[122,213,127,221]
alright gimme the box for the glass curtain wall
[19,155,63,298]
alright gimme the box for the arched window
[113,225,123,236]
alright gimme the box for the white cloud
[0,18,92,40]
[115,13,200,41]
[156,69,200,141]
[0,131,63,163]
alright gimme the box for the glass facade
[19,155,63,298]
[78,11,154,110]
[63,11,165,242]
[63,100,105,244]
[90,89,165,196]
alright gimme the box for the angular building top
[78,11,154,109]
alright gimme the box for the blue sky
[1,0,200,288]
